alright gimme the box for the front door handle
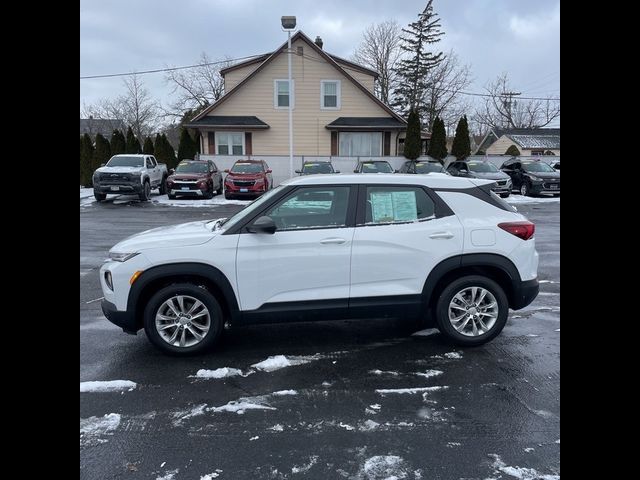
[320,238,346,245]
[429,231,454,239]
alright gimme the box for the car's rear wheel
[435,275,508,346]
[143,283,223,355]
[94,192,106,202]
[139,181,151,201]
[216,183,223,195]
[158,177,167,195]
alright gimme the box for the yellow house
[185,31,407,158]
[476,128,560,156]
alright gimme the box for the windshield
[176,162,208,174]
[361,162,393,173]
[218,185,285,231]
[523,161,555,173]
[467,162,499,173]
[231,163,263,174]
[106,156,144,167]
[303,163,334,174]
[415,162,445,173]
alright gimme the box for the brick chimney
[315,36,323,49]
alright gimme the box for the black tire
[139,181,151,202]
[143,283,224,356]
[434,275,509,347]
[94,192,106,202]
[520,182,531,197]
[500,192,510,198]
[224,192,232,200]
[216,183,223,195]
[158,177,167,195]
[204,183,214,199]
[168,193,176,200]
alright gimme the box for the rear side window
[363,186,435,225]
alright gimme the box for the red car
[224,160,273,199]
[166,160,223,199]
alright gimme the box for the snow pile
[505,194,560,204]
[80,188,94,199]
[80,380,137,392]
[291,456,318,474]
[156,469,179,480]
[360,455,409,479]
[193,367,248,379]
[414,370,443,379]
[359,420,380,431]
[488,454,559,480]
[251,354,324,372]
[269,424,284,432]
[369,369,401,376]
[200,470,223,479]
[411,328,439,337]
[80,413,121,446]
[171,404,207,426]
[153,195,250,208]
[271,389,298,396]
[444,352,463,359]
[210,398,276,414]
[376,386,448,395]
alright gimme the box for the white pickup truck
[92,154,168,202]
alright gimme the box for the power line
[79,54,266,80]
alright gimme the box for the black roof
[326,117,406,130]
[184,116,269,128]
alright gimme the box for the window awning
[184,116,270,129]
[325,117,406,130]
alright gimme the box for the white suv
[100,174,539,355]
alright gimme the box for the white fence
[198,154,560,186]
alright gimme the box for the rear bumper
[510,278,539,310]
[101,299,138,335]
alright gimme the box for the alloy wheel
[155,295,211,347]
[448,286,499,337]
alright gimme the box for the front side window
[216,132,244,155]
[265,186,351,231]
[364,186,435,225]
[467,162,499,173]
[339,132,382,156]
[274,80,293,108]
[321,80,340,109]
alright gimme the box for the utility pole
[501,91,521,127]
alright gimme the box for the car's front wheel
[500,192,510,198]
[139,181,151,201]
[435,275,509,346]
[520,182,531,197]
[158,177,167,195]
[143,283,224,355]
[94,192,106,202]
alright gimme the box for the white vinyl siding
[321,80,341,109]
[339,132,382,156]
[274,79,294,109]
[216,132,244,155]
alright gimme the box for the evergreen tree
[451,115,471,160]
[193,130,202,154]
[505,145,521,156]
[125,126,141,153]
[392,0,444,118]
[93,133,111,172]
[80,134,94,187]
[153,134,164,160]
[110,129,126,155]
[143,137,155,155]
[162,134,178,169]
[403,109,422,160]
[427,117,448,162]
[177,128,198,161]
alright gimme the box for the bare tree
[473,73,560,130]
[164,53,232,119]
[352,20,403,104]
[421,50,473,133]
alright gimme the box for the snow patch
[153,195,250,208]
[80,413,121,446]
[359,419,380,431]
[193,367,248,379]
[156,469,179,480]
[414,369,443,379]
[338,422,355,431]
[271,389,298,396]
[80,380,137,392]
[269,424,284,432]
[210,398,276,414]
[446,442,461,448]
[525,334,540,337]
[200,470,223,479]
[555,329,560,332]
[488,454,559,479]
[411,328,439,337]
[524,448,535,453]
[555,439,560,444]
[322,381,332,387]
[444,352,463,359]
[505,194,560,204]
[369,369,400,376]
[250,436,259,441]
[376,386,448,395]
[251,354,324,372]
[360,455,409,479]
[172,404,207,426]
[291,455,318,474]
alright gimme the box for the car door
[263,161,273,189]
[147,156,160,185]
[210,161,221,189]
[350,184,463,300]
[510,161,523,188]
[236,185,356,311]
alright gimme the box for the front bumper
[169,188,206,196]
[224,185,266,197]
[101,299,138,334]
[510,278,539,310]
[94,182,143,194]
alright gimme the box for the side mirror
[335,170,340,173]
[247,216,276,234]
[224,169,230,173]
[266,169,273,173]
[100,163,106,167]
[295,169,301,174]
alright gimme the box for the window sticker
[370,191,418,223]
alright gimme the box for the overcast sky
[80,0,559,126]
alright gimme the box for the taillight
[498,221,535,240]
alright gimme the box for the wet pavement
[80,194,559,480]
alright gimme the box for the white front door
[236,185,355,311]
[350,185,463,298]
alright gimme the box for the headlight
[529,175,542,181]
[109,251,140,262]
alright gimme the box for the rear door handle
[429,231,454,239]
[320,238,346,245]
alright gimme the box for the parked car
[354,160,395,173]
[500,158,560,197]
[398,160,447,174]
[223,160,273,199]
[552,161,560,170]
[92,154,168,202]
[447,160,512,197]
[295,161,339,175]
[100,173,539,355]
[165,160,223,200]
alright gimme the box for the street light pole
[287,29,293,179]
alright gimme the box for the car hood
[525,171,560,179]
[110,220,218,253]
[169,173,207,181]
[470,171,510,180]
[95,166,144,175]
[226,173,264,180]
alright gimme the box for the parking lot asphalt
[80,193,560,480]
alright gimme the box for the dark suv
[399,160,447,174]
[447,160,512,197]
[224,160,273,199]
[295,161,338,175]
[500,158,560,197]
[166,160,223,199]
[354,160,395,174]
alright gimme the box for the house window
[274,79,294,108]
[215,132,244,155]
[339,132,382,156]
[531,150,544,156]
[321,80,341,109]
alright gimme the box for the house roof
[183,116,269,129]
[325,117,406,130]
[476,128,560,152]
[80,118,126,138]
[192,31,405,125]
[220,52,379,79]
